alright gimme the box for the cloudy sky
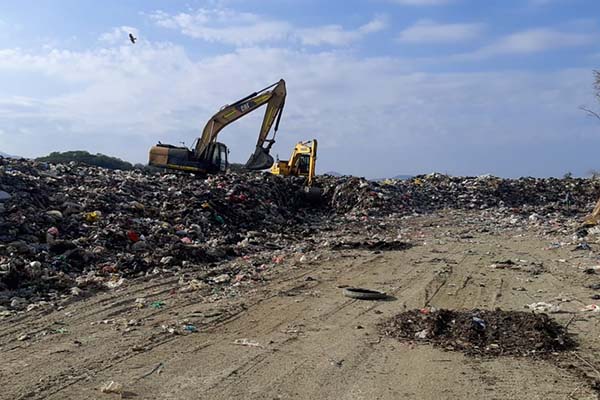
[1,0,599,177]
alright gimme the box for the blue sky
[0,0,599,177]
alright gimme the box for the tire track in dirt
[13,260,349,400]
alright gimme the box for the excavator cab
[296,154,310,175]
[207,142,229,172]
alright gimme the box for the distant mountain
[370,174,414,182]
[0,151,17,158]
[391,174,413,180]
[321,171,413,180]
[322,171,343,177]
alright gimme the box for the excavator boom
[149,79,287,173]
[194,79,286,170]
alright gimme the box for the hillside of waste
[2,158,600,309]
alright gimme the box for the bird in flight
[129,33,137,44]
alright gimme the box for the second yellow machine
[270,140,318,185]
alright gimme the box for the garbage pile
[3,157,600,309]
[320,174,600,217]
[379,308,575,357]
[0,158,314,307]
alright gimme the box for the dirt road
[2,211,600,399]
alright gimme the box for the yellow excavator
[271,139,322,201]
[584,199,600,226]
[149,79,286,173]
[271,139,318,185]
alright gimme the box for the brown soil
[2,210,600,399]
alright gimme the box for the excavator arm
[194,79,287,170]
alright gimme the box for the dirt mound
[380,309,576,357]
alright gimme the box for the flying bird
[129,33,137,44]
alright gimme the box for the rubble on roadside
[380,308,576,357]
[0,158,318,309]
[320,173,600,217]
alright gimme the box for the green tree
[36,151,134,170]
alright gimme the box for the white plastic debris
[212,274,231,284]
[581,304,600,313]
[415,329,428,339]
[100,380,123,394]
[527,302,560,313]
[234,338,262,347]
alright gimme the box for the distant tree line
[36,151,135,170]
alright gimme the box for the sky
[0,0,600,178]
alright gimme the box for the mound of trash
[0,158,314,306]
[2,157,600,310]
[320,174,600,217]
[380,308,575,357]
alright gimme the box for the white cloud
[150,9,290,46]
[296,16,387,46]
[99,26,139,44]
[150,9,386,47]
[472,28,594,57]
[359,15,389,34]
[0,40,597,177]
[398,20,483,43]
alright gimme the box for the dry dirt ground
[2,211,600,399]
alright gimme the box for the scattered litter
[527,302,561,313]
[138,362,164,380]
[380,309,575,357]
[99,380,123,394]
[343,287,387,300]
[150,301,166,309]
[179,279,207,293]
[573,242,592,251]
[415,329,428,339]
[583,266,600,274]
[212,274,231,284]
[161,324,177,335]
[135,298,147,308]
[234,338,263,348]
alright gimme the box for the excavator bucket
[301,186,323,204]
[245,146,274,170]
